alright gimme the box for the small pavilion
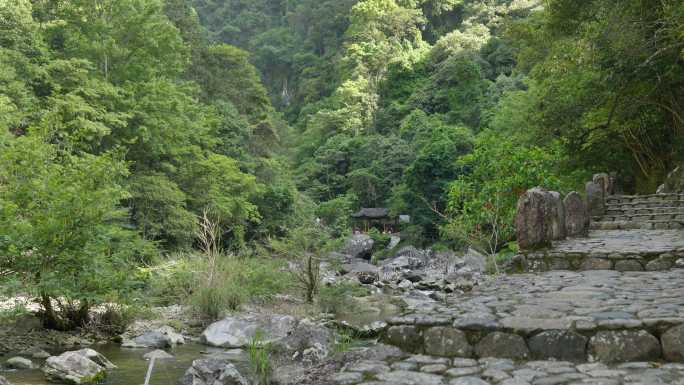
[351,208,398,233]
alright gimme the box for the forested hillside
[1,0,683,331]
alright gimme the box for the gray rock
[123,325,184,348]
[563,192,589,237]
[0,376,11,385]
[593,173,613,196]
[586,181,605,216]
[475,332,530,360]
[179,358,249,385]
[662,324,684,362]
[201,314,297,348]
[588,330,661,362]
[528,330,587,361]
[613,259,643,272]
[547,191,566,240]
[385,325,423,354]
[143,349,174,360]
[73,349,116,369]
[579,258,612,270]
[272,318,333,362]
[645,256,674,271]
[332,372,363,385]
[42,351,109,384]
[449,377,492,385]
[18,347,51,359]
[515,188,553,250]
[343,234,375,260]
[6,356,36,369]
[376,370,445,385]
[423,327,472,357]
[464,248,487,273]
[657,164,684,193]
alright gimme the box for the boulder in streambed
[42,349,115,385]
[143,349,174,360]
[0,376,11,385]
[122,325,185,348]
[6,356,36,369]
[201,314,297,348]
[180,357,249,385]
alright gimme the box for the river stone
[272,318,333,362]
[588,330,661,362]
[527,330,587,361]
[343,234,375,260]
[662,324,684,362]
[385,325,423,354]
[515,188,552,250]
[0,376,10,385]
[201,314,297,348]
[423,327,472,357]
[563,192,589,237]
[180,358,248,385]
[143,349,174,360]
[6,356,36,369]
[123,325,185,348]
[586,181,605,216]
[42,351,108,385]
[475,332,530,360]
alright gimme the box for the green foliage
[248,330,272,385]
[0,135,147,329]
[319,282,371,315]
[443,132,574,252]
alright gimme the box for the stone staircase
[591,193,684,230]
[328,179,684,385]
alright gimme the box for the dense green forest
[1,0,683,328]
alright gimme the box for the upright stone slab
[586,181,605,217]
[564,192,589,237]
[546,191,566,240]
[515,188,551,250]
[593,173,613,196]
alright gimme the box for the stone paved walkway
[333,356,684,385]
[382,270,684,362]
[550,230,684,255]
[522,230,684,272]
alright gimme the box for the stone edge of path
[519,250,684,272]
[381,318,684,363]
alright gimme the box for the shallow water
[1,343,251,385]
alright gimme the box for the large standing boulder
[546,191,566,240]
[657,164,684,193]
[342,234,375,260]
[586,181,605,216]
[593,173,613,196]
[180,358,249,385]
[515,188,566,250]
[201,314,297,348]
[563,192,589,237]
[42,349,113,385]
[662,324,684,362]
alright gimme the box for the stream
[0,343,251,385]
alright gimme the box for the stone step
[606,201,684,210]
[607,193,684,205]
[332,355,684,385]
[605,206,684,215]
[380,270,684,364]
[597,213,684,221]
[590,220,684,230]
